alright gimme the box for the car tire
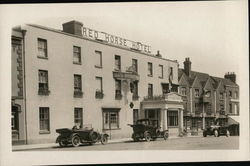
[144,132,151,142]
[163,132,169,140]
[226,130,230,137]
[89,131,99,142]
[101,135,108,145]
[214,130,219,137]
[59,139,68,147]
[71,135,81,147]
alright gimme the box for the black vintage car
[203,125,230,137]
[56,125,109,147]
[128,119,169,142]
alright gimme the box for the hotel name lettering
[82,27,151,54]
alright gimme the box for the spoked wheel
[71,135,81,147]
[163,132,169,140]
[226,130,230,137]
[101,135,108,145]
[214,130,219,137]
[144,132,151,142]
[59,139,68,147]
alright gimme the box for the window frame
[148,62,153,76]
[180,87,187,96]
[74,108,83,127]
[167,110,178,127]
[38,70,49,95]
[114,55,121,71]
[73,46,81,64]
[115,79,122,100]
[194,89,199,98]
[37,38,48,59]
[159,64,163,79]
[74,74,82,92]
[95,50,102,68]
[39,107,50,134]
[148,83,153,97]
[132,59,138,73]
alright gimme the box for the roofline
[25,24,178,64]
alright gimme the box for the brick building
[178,58,239,135]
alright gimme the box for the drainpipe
[21,29,27,144]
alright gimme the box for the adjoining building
[178,58,240,135]
[11,20,184,144]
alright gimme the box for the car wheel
[144,132,151,142]
[163,132,168,140]
[101,135,108,145]
[89,131,99,142]
[71,135,81,147]
[59,139,68,147]
[226,130,230,137]
[214,130,219,137]
[203,132,207,137]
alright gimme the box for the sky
[2,1,248,81]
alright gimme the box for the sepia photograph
[0,0,249,165]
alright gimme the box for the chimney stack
[224,72,236,83]
[156,50,162,57]
[184,57,192,76]
[62,20,83,36]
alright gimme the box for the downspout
[21,29,27,144]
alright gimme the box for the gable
[191,76,202,88]
[203,77,214,90]
[179,73,189,86]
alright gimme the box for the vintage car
[203,125,230,137]
[128,119,169,142]
[56,125,109,147]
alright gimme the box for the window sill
[73,62,82,65]
[37,56,48,60]
[147,74,153,77]
[95,65,103,69]
[158,76,163,79]
[39,131,50,134]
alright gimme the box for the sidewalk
[12,134,202,151]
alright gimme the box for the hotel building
[11,20,184,144]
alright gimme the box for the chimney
[156,50,162,57]
[62,20,83,36]
[184,57,191,76]
[224,72,236,83]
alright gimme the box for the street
[29,136,239,151]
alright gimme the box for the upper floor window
[194,89,199,97]
[95,50,102,68]
[131,81,139,100]
[114,55,121,71]
[219,92,224,100]
[234,91,238,99]
[132,59,138,73]
[159,65,163,78]
[148,62,153,76]
[95,77,104,99]
[37,38,47,58]
[38,70,49,95]
[220,104,224,111]
[39,107,50,133]
[180,87,186,96]
[74,108,83,128]
[229,91,232,97]
[229,104,232,113]
[115,80,122,100]
[205,90,211,97]
[73,46,81,64]
[74,74,83,98]
[148,84,153,97]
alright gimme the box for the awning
[228,116,239,125]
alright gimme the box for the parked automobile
[56,124,109,147]
[203,125,230,137]
[128,119,169,142]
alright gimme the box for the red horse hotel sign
[82,27,151,54]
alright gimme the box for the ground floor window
[11,106,19,130]
[74,108,83,127]
[167,110,178,127]
[103,109,120,129]
[133,109,139,124]
[39,107,50,132]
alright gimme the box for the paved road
[33,136,239,151]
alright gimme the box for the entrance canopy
[228,116,239,125]
[141,92,183,110]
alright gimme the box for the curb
[12,135,203,151]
